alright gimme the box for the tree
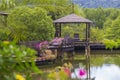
[91,27,104,42]
[103,16,120,49]
[35,0,73,20]
[107,16,120,40]
[84,8,106,29]
[103,18,113,38]
[7,6,54,42]
[0,0,73,19]
[108,9,120,20]
[0,0,16,11]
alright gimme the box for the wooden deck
[74,41,106,50]
[49,40,106,51]
[74,41,104,46]
[74,40,120,50]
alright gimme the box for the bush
[0,41,41,80]
[103,39,118,50]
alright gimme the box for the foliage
[73,5,86,17]
[0,0,73,20]
[106,16,120,40]
[0,30,8,40]
[62,24,86,39]
[36,0,73,20]
[47,62,73,80]
[0,41,41,80]
[90,27,104,42]
[61,26,74,37]
[0,0,16,10]
[0,0,85,19]
[103,19,112,31]
[105,8,120,20]
[7,6,54,42]
[103,39,118,50]
[83,8,120,46]
[0,16,9,41]
[84,8,106,28]
[36,0,86,19]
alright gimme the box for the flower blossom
[16,74,25,80]
[79,69,86,77]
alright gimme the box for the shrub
[0,41,42,80]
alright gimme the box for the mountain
[73,0,120,8]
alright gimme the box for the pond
[91,64,120,80]
[71,64,120,80]
[70,50,120,80]
[38,50,120,80]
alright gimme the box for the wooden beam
[0,12,8,16]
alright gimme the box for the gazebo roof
[0,12,8,16]
[54,14,93,24]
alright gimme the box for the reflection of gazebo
[53,13,93,79]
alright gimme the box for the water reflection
[72,64,120,80]
[91,64,120,80]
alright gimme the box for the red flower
[64,68,71,77]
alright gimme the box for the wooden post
[54,23,61,37]
[54,23,57,37]
[59,23,61,37]
[85,23,91,79]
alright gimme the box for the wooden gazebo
[54,14,93,42]
[53,13,93,79]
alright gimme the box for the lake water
[39,50,120,80]
[91,64,120,80]
[71,50,120,80]
[71,64,120,80]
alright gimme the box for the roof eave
[53,21,93,24]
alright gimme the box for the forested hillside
[73,0,120,8]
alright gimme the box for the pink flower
[35,41,49,50]
[50,37,63,44]
[42,41,49,45]
[79,69,86,77]
[35,43,40,49]
[51,37,59,43]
